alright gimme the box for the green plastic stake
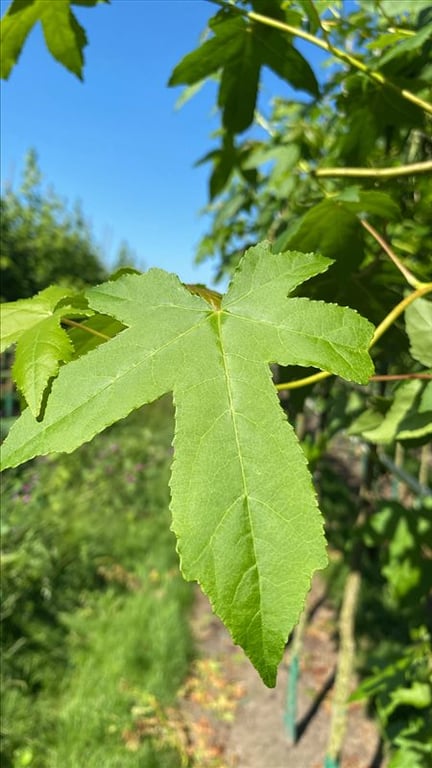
[324,756,339,768]
[284,602,307,743]
[284,653,299,743]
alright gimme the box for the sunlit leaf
[0,242,374,686]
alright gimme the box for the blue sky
[1,0,325,287]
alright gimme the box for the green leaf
[397,381,432,442]
[1,0,40,80]
[13,316,74,417]
[256,26,319,98]
[349,380,423,444]
[1,0,107,80]
[218,25,261,133]
[0,285,78,352]
[405,298,432,367]
[168,16,245,87]
[377,21,432,67]
[39,0,87,79]
[0,243,374,686]
[0,285,90,416]
[278,199,364,273]
[341,190,400,220]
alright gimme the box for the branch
[316,160,432,179]
[370,373,432,382]
[207,0,432,116]
[62,317,110,341]
[360,219,420,289]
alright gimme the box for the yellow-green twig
[62,317,110,341]
[316,160,432,179]
[360,219,420,289]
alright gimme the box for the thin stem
[370,373,432,382]
[207,0,432,116]
[316,160,432,179]
[276,283,432,392]
[62,317,110,341]
[361,219,420,289]
[371,283,432,346]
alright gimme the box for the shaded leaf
[278,199,364,273]
[218,26,261,133]
[0,243,374,686]
[405,298,432,367]
[13,317,74,417]
[0,285,91,416]
[349,380,423,444]
[255,25,319,98]
[168,16,245,87]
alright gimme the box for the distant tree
[1,150,106,301]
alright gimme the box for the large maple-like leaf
[0,243,374,685]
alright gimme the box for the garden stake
[324,570,361,768]
[418,444,430,490]
[284,603,307,744]
[324,443,374,767]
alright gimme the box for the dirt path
[179,581,383,768]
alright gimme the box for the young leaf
[0,285,91,417]
[0,242,374,686]
[12,317,74,418]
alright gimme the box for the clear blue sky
[1,0,325,287]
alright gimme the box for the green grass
[1,398,194,768]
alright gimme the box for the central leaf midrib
[216,311,265,648]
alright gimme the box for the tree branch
[316,160,432,179]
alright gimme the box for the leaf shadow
[296,669,335,741]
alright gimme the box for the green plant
[1,401,193,767]
[1,0,431,764]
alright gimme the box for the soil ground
[178,580,384,768]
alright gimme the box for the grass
[1,397,194,768]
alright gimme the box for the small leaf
[13,316,73,417]
[0,285,89,416]
[405,298,432,367]
[350,380,423,444]
[0,285,79,352]
[377,21,432,66]
[397,381,432,442]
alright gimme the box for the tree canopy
[1,150,106,301]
